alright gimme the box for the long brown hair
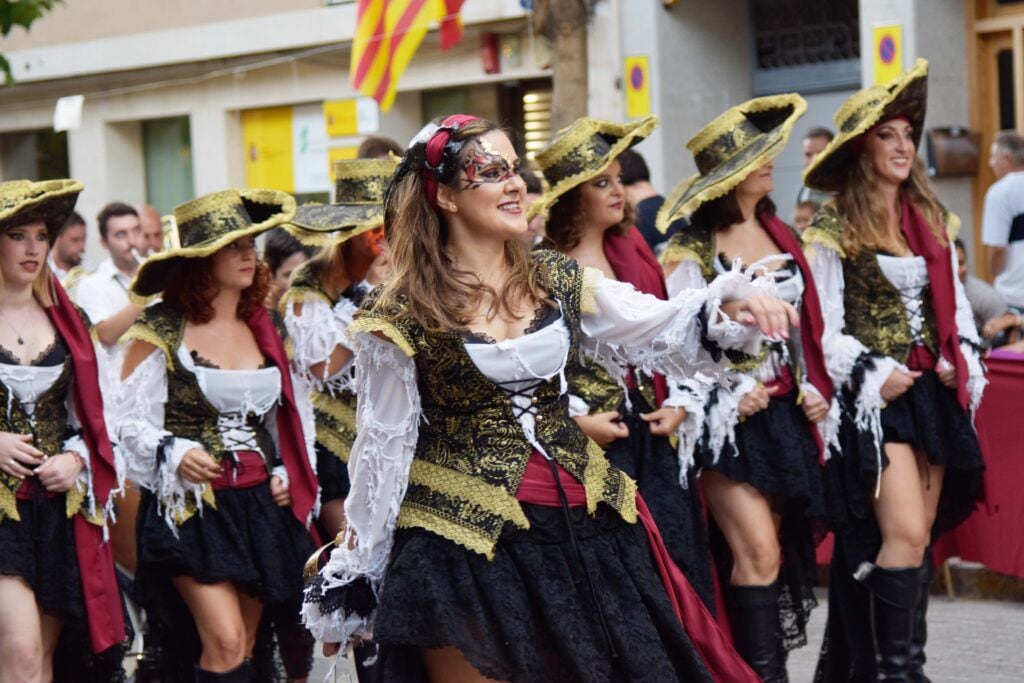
[372,118,548,333]
[163,257,270,324]
[690,192,776,232]
[837,154,945,257]
[546,183,633,251]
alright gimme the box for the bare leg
[701,470,781,585]
[873,443,929,568]
[238,591,264,659]
[172,577,248,672]
[421,646,502,683]
[318,498,346,541]
[0,575,45,683]
[39,613,63,683]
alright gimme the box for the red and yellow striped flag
[350,0,466,112]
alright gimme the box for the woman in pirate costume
[301,114,802,682]
[531,115,716,610]
[802,60,985,682]
[281,157,396,540]
[658,95,831,682]
[0,180,126,681]
[115,189,319,682]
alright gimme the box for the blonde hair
[372,118,548,333]
[837,155,946,257]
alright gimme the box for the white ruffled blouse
[304,266,769,644]
[115,344,318,531]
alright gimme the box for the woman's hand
[0,432,45,479]
[721,295,799,339]
[640,406,686,436]
[936,360,958,389]
[573,411,629,448]
[35,451,84,493]
[738,384,778,417]
[364,249,392,287]
[801,390,830,424]
[270,475,291,507]
[178,448,222,484]
[880,368,922,403]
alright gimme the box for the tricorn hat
[131,188,295,297]
[803,58,928,193]
[284,157,397,247]
[657,94,806,231]
[0,179,83,242]
[528,116,658,220]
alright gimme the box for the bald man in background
[136,203,164,256]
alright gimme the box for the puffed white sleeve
[580,266,766,385]
[284,296,358,391]
[113,349,205,531]
[806,241,901,454]
[302,332,420,645]
[949,247,987,414]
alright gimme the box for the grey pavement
[310,592,1024,682]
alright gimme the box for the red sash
[245,307,319,539]
[899,196,970,409]
[46,276,125,654]
[603,226,669,406]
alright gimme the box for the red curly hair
[163,257,271,324]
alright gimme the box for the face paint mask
[459,138,519,190]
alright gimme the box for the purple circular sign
[630,64,644,90]
[879,35,896,64]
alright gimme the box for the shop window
[143,117,195,216]
[749,0,860,95]
[998,49,1016,131]
[0,129,69,181]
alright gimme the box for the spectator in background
[982,130,1024,312]
[136,202,164,255]
[518,167,546,247]
[264,226,317,310]
[796,126,834,205]
[618,148,682,252]
[792,199,819,233]
[48,210,87,280]
[74,202,144,366]
[955,238,1021,346]
[357,135,403,160]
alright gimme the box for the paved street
[310,592,1024,682]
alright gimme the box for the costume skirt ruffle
[363,503,716,683]
[136,484,314,605]
[607,389,714,611]
[316,441,351,505]
[823,369,985,567]
[696,389,825,651]
[0,488,128,682]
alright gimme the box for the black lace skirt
[363,504,715,683]
[823,369,985,568]
[607,389,714,612]
[696,388,825,651]
[135,483,315,604]
[316,441,351,505]
[0,487,128,682]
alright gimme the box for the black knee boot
[194,660,251,682]
[909,551,933,683]
[854,562,921,682]
[726,579,788,682]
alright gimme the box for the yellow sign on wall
[872,24,904,85]
[241,107,294,192]
[624,55,651,118]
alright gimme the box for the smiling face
[577,158,626,231]
[735,160,775,203]
[864,117,915,187]
[0,220,50,290]
[210,235,259,291]
[436,130,527,241]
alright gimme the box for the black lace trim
[848,350,885,397]
[305,574,377,621]
[462,304,557,345]
[697,302,754,366]
[0,337,65,367]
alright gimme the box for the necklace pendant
[16,337,23,345]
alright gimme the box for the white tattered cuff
[63,433,95,511]
[668,381,709,486]
[567,393,590,418]
[801,382,841,456]
[703,373,757,467]
[704,270,767,356]
[958,343,988,417]
[155,436,208,532]
[300,599,375,646]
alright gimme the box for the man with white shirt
[982,130,1024,311]
[74,203,144,367]
[48,210,87,281]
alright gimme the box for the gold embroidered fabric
[367,250,638,557]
